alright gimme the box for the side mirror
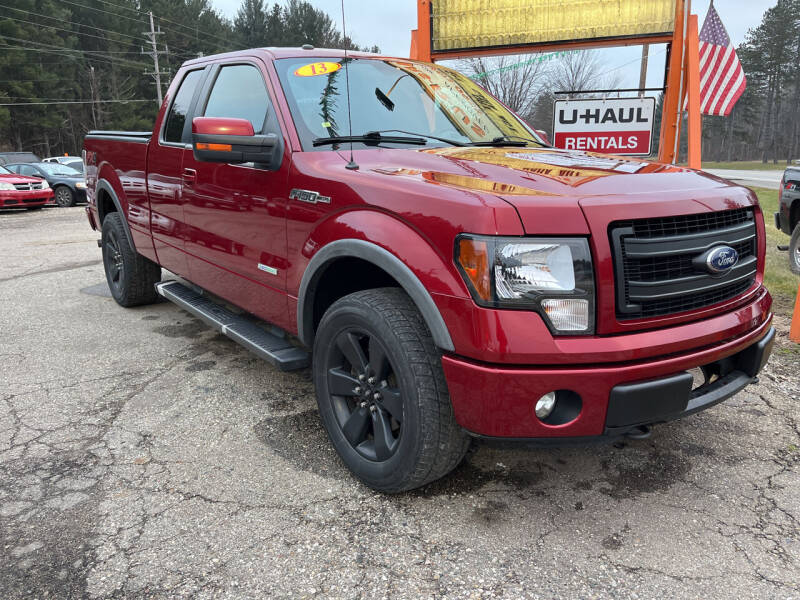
[191,117,282,169]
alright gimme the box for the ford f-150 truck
[84,48,775,492]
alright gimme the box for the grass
[749,186,799,315]
[696,160,793,171]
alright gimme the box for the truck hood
[358,146,747,234]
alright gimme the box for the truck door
[147,67,207,278]
[181,61,292,331]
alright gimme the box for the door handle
[182,168,197,185]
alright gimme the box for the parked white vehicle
[43,156,84,173]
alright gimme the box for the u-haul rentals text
[552,97,656,156]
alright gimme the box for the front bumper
[0,189,54,208]
[442,309,774,440]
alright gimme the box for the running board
[155,281,310,371]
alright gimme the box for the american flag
[696,3,746,116]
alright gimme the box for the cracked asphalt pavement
[1,207,798,599]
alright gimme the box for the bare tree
[460,54,552,121]
[548,50,622,96]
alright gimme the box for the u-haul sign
[552,97,656,156]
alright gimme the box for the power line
[56,0,236,50]
[0,79,83,83]
[0,4,136,41]
[92,0,237,48]
[0,2,140,41]
[0,44,148,70]
[0,35,149,68]
[0,99,152,106]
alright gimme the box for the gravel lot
[1,207,798,599]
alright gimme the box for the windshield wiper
[370,129,469,147]
[313,131,427,147]
[469,135,544,147]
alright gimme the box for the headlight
[75,181,86,189]
[40,180,50,189]
[0,182,15,191]
[456,235,595,334]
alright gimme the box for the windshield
[275,57,544,151]
[38,163,81,176]
[0,166,10,175]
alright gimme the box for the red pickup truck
[84,48,775,492]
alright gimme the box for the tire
[101,212,161,307]
[54,185,75,207]
[313,287,470,493]
[790,224,800,275]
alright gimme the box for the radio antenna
[341,0,358,170]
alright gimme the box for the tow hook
[624,424,652,440]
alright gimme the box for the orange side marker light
[196,142,232,152]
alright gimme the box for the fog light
[541,298,589,332]
[535,391,557,419]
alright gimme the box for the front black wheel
[101,212,161,307]
[313,288,469,493]
[54,185,75,207]
[790,224,800,275]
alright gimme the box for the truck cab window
[203,65,270,133]
[163,69,204,143]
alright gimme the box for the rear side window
[203,65,270,133]
[163,69,204,143]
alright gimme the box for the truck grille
[13,182,43,191]
[610,208,758,320]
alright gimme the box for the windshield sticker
[294,62,341,77]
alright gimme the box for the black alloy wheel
[54,185,75,207]
[313,288,470,493]
[103,228,125,296]
[326,327,403,462]
[100,212,161,307]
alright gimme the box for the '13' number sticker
[294,62,342,77]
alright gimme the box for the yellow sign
[294,62,341,77]
[431,0,676,51]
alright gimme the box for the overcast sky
[210,0,776,90]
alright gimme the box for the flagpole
[686,12,702,168]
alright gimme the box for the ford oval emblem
[704,245,739,274]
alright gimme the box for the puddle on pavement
[254,409,349,481]
[79,282,112,298]
[152,318,208,339]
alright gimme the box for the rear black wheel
[790,224,800,275]
[101,212,161,307]
[313,288,469,493]
[54,185,75,207]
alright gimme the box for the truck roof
[181,46,389,68]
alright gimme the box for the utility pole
[142,11,168,106]
[638,44,650,97]
[88,66,98,128]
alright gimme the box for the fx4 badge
[289,189,331,205]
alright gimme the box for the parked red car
[0,164,53,209]
[83,48,774,492]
